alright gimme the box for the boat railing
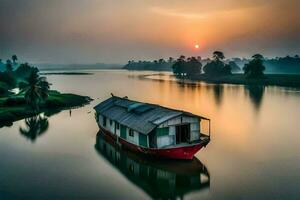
[200,117,211,139]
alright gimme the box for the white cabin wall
[158,116,198,127]
[169,126,175,136]
[157,135,175,148]
[190,122,200,141]
[106,118,115,134]
[98,114,118,135]
[157,115,201,144]
[126,128,139,145]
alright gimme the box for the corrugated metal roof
[94,96,201,135]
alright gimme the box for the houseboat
[94,95,211,160]
[95,131,210,199]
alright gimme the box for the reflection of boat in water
[95,131,210,200]
[94,96,211,160]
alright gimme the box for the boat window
[103,116,107,126]
[129,129,134,137]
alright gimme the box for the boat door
[176,124,190,144]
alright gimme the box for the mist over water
[0,70,300,199]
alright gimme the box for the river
[0,70,300,200]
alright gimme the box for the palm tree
[12,55,18,64]
[22,71,50,110]
[19,115,49,142]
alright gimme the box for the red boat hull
[99,126,208,160]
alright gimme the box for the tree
[197,56,202,62]
[22,71,50,110]
[243,54,265,78]
[203,51,231,75]
[172,56,202,77]
[6,59,13,72]
[158,58,165,64]
[14,63,39,79]
[185,57,202,75]
[213,51,225,61]
[168,57,174,63]
[19,115,49,142]
[223,64,232,75]
[12,55,18,64]
[228,61,241,73]
[172,56,186,76]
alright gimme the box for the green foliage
[243,54,265,78]
[45,92,90,108]
[172,56,202,77]
[264,55,300,73]
[228,61,241,73]
[0,91,91,125]
[0,71,16,87]
[0,82,10,96]
[3,96,26,106]
[213,51,225,60]
[203,51,231,76]
[124,58,173,71]
[21,71,50,110]
[5,59,13,72]
[14,63,39,80]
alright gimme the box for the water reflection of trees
[245,86,265,110]
[19,114,49,142]
[212,85,224,106]
[95,131,210,200]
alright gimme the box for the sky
[0,0,299,64]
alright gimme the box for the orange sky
[0,0,299,63]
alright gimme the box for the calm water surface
[1,70,300,200]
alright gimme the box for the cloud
[150,7,207,20]
[0,0,299,63]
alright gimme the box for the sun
[194,44,200,49]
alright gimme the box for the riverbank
[189,74,300,87]
[0,90,92,127]
[141,73,300,88]
[40,72,93,75]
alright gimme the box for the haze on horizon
[0,0,299,64]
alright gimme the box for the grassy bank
[0,90,92,127]
[40,72,93,75]
[188,74,300,87]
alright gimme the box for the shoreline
[40,72,93,75]
[140,73,300,88]
[0,90,92,127]
[190,74,300,88]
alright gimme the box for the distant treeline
[35,63,123,71]
[0,61,123,72]
[123,55,300,74]
[123,58,174,71]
